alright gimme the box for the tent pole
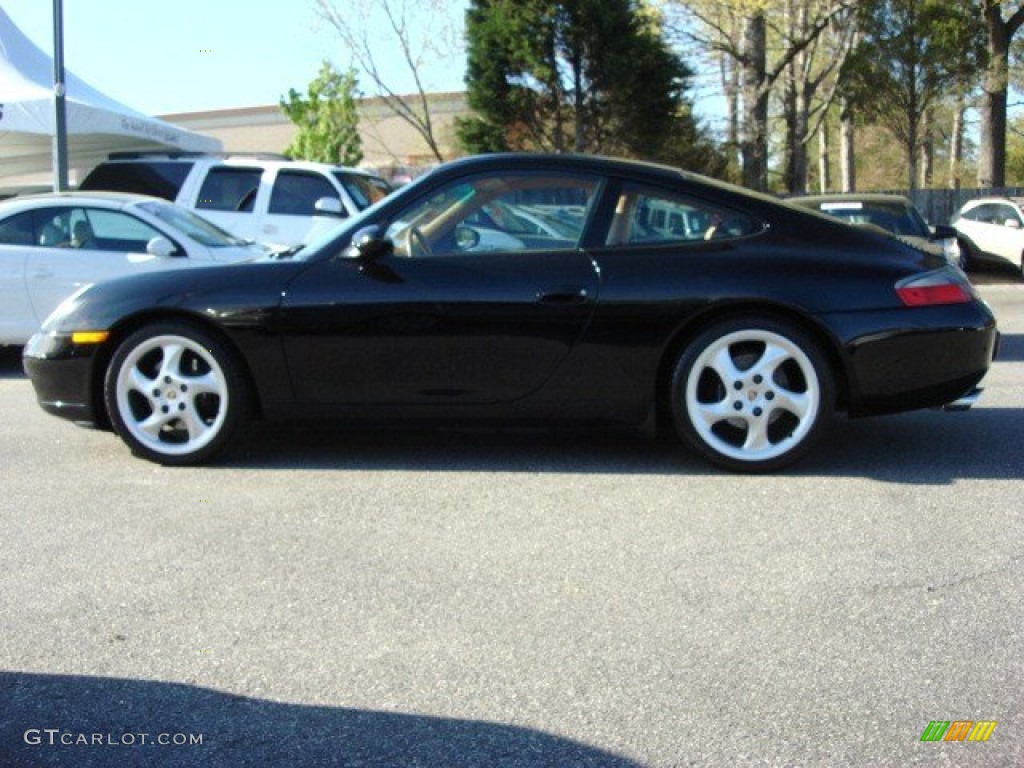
[51,0,69,192]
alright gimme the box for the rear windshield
[817,200,930,238]
[80,161,194,201]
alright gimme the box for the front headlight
[40,283,94,332]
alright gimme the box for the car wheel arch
[654,303,850,432]
[91,311,262,428]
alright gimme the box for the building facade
[161,91,469,182]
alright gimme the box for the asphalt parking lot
[1,273,1022,767]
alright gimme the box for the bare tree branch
[313,0,463,163]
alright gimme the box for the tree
[314,0,462,163]
[280,61,363,166]
[1006,113,1024,184]
[779,0,858,194]
[976,0,1024,187]
[673,0,857,192]
[456,0,710,165]
[841,0,984,190]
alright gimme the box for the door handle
[537,287,588,306]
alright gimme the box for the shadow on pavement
[0,671,642,768]
[215,403,1023,484]
[0,346,24,379]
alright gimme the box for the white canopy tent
[0,7,220,185]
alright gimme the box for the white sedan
[0,192,271,345]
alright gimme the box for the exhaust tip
[942,387,983,412]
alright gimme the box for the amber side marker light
[71,331,110,344]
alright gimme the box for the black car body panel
[24,154,998,468]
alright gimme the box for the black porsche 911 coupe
[23,153,998,472]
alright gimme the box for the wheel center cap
[167,390,177,401]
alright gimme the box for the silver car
[0,192,270,345]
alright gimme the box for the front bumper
[22,332,102,425]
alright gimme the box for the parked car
[0,192,270,345]
[789,193,963,268]
[79,153,393,249]
[24,154,997,472]
[952,196,1024,275]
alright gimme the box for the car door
[263,169,343,247]
[280,171,603,406]
[963,203,1010,259]
[0,209,39,343]
[990,202,1024,261]
[23,205,181,326]
[191,165,264,242]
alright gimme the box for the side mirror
[146,236,179,258]
[930,224,957,240]
[454,224,481,251]
[345,225,392,261]
[314,197,344,217]
[1005,218,1021,229]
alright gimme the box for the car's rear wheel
[104,322,250,465]
[670,317,834,472]
[957,238,974,271]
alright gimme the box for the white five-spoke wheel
[104,322,251,465]
[671,317,833,472]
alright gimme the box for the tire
[104,321,251,465]
[957,238,973,272]
[670,316,834,473]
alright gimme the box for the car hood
[208,242,276,262]
[39,260,307,335]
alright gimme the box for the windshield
[817,200,930,238]
[137,201,249,247]
[333,171,392,210]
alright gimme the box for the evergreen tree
[280,61,363,166]
[457,0,717,168]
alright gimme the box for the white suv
[79,153,392,248]
[952,197,1024,275]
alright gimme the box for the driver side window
[385,173,598,258]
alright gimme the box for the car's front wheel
[104,322,251,465]
[670,317,834,472]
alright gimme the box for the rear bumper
[831,301,998,417]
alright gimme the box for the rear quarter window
[79,162,194,201]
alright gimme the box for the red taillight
[895,269,974,307]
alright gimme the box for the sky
[2,0,468,116]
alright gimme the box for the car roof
[419,152,793,209]
[97,152,387,178]
[961,195,1024,207]
[0,190,163,209]
[790,193,913,207]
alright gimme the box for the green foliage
[280,61,363,166]
[458,0,721,171]
[842,0,984,138]
[840,0,985,186]
[1007,114,1024,184]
